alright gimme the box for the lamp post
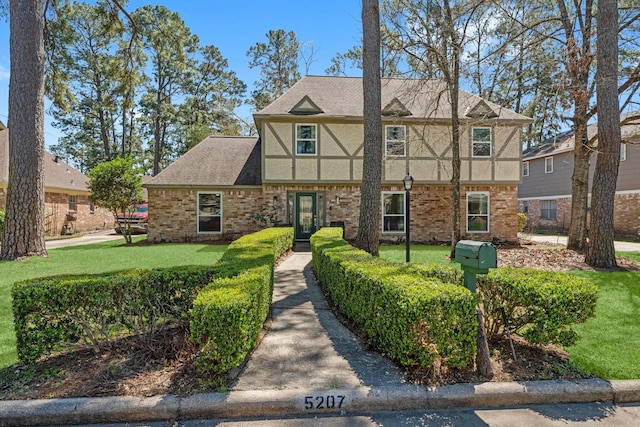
[403,174,414,263]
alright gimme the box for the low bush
[517,212,527,232]
[311,227,476,369]
[477,266,597,346]
[12,265,218,364]
[190,227,293,379]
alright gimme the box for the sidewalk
[1,245,640,426]
[519,232,640,252]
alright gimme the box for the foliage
[250,204,281,228]
[517,212,527,232]
[12,265,219,364]
[246,29,301,111]
[0,210,4,235]
[311,227,476,369]
[477,266,598,346]
[86,156,143,243]
[190,227,294,382]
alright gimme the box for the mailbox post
[454,240,497,292]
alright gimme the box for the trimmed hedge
[190,227,293,378]
[12,265,218,363]
[477,266,598,346]
[311,227,476,369]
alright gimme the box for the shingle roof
[0,126,90,193]
[523,111,640,160]
[146,136,261,187]
[254,75,533,124]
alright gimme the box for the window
[522,201,529,214]
[472,127,491,157]
[385,125,406,156]
[197,192,222,233]
[296,124,316,155]
[621,143,627,161]
[68,194,77,211]
[467,193,489,233]
[545,157,553,173]
[382,192,405,233]
[541,199,557,220]
[523,161,529,177]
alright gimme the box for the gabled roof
[254,75,532,125]
[146,136,261,187]
[523,111,640,160]
[289,95,324,115]
[382,97,412,117]
[0,126,90,193]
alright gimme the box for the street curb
[1,379,638,426]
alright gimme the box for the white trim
[385,125,407,157]
[381,191,406,234]
[471,127,492,158]
[197,191,223,234]
[544,156,554,173]
[466,192,490,233]
[522,161,529,177]
[295,123,317,156]
[621,143,627,161]
[518,189,640,202]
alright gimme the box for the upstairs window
[382,192,405,233]
[385,125,406,156]
[621,143,627,161]
[523,161,529,177]
[472,127,492,157]
[296,124,317,155]
[545,156,554,173]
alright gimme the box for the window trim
[523,161,529,177]
[471,127,492,158]
[621,143,627,161]
[295,123,317,156]
[68,194,77,212]
[466,192,490,233]
[545,156,554,173]
[385,125,406,157]
[381,191,406,234]
[197,191,223,234]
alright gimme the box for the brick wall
[44,192,112,236]
[519,192,640,237]
[147,188,264,243]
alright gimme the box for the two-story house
[518,113,640,236]
[145,76,532,243]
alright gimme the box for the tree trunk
[1,0,47,260]
[355,0,382,256]
[585,0,620,268]
[566,119,590,251]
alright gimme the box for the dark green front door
[295,193,316,240]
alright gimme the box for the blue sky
[0,0,363,148]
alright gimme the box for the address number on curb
[304,395,346,410]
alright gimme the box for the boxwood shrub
[477,266,597,346]
[311,227,476,369]
[189,227,294,378]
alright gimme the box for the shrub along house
[0,123,112,235]
[145,76,532,243]
[518,113,640,237]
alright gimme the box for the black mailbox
[454,240,497,292]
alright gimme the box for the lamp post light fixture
[403,174,414,263]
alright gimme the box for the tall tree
[1,0,47,260]
[355,0,383,255]
[585,0,621,268]
[246,29,301,111]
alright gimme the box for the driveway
[45,229,124,249]
[519,233,640,253]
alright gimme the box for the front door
[295,193,317,240]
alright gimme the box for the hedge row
[190,227,294,378]
[311,227,476,369]
[478,266,598,346]
[12,265,218,364]
[12,227,294,368]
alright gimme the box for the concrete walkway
[2,245,640,426]
[519,232,640,252]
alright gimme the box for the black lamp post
[403,174,414,263]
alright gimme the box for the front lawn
[380,244,640,380]
[0,237,227,368]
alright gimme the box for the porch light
[335,195,341,206]
[403,174,414,191]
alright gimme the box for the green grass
[380,245,640,380]
[0,236,227,368]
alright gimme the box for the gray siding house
[518,113,640,236]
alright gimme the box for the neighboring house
[518,113,640,236]
[0,123,112,236]
[146,76,532,243]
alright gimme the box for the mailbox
[454,240,497,292]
